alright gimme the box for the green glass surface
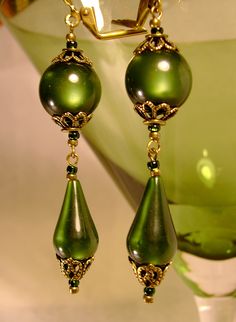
[171,204,236,297]
[53,179,99,260]
[39,61,101,116]
[125,50,192,107]
[127,176,177,265]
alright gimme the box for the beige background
[0,26,198,322]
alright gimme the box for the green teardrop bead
[39,62,101,116]
[125,50,192,107]
[127,176,177,265]
[53,179,99,260]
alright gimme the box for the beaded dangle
[39,2,101,294]
[125,0,192,303]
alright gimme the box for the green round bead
[144,287,155,296]
[39,62,101,116]
[69,280,80,287]
[125,50,192,107]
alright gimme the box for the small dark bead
[151,27,158,34]
[67,165,78,175]
[148,124,161,132]
[67,41,78,49]
[151,27,164,35]
[69,272,74,278]
[69,279,80,287]
[144,287,155,296]
[68,131,80,140]
[63,264,68,270]
[147,160,160,170]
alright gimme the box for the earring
[39,1,101,294]
[125,0,192,303]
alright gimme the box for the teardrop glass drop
[53,179,99,260]
[127,176,177,265]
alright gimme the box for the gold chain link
[147,132,160,161]
[63,0,81,32]
[66,139,79,166]
[149,0,163,28]
[147,131,161,176]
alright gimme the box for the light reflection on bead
[125,50,192,107]
[39,62,101,116]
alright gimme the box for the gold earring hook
[63,0,150,40]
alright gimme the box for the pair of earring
[39,0,192,303]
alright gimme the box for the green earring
[125,0,192,303]
[39,3,101,294]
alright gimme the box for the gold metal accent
[52,47,92,66]
[63,0,147,40]
[129,257,171,302]
[66,32,76,42]
[52,111,92,131]
[144,295,154,304]
[66,131,79,178]
[56,255,94,293]
[70,287,79,294]
[149,0,162,28]
[130,1,177,54]
[67,174,77,181]
[135,101,179,125]
[80,7,146,40]
[134,33,177,55]
[134,101,177,177]
[147,131,160,176]
[66,150,79,167]
[58,256,94,280]
[129,257,170,287]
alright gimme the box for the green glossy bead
[39,62,101,116]
[53,179,99,260]
[127,176,177,265]
[69,280,80,287]
[144,287,155,296]
[125,50,192,107]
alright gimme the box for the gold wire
[147,139,160,161]
[66,139,79,167]
[63,0,80,33]
[147,131,161,176]
[149,0,163,28]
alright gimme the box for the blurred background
[0,25,198,322]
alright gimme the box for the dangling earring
[39,1,101,294]
[125,0,192,303]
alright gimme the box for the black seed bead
[147,160,160,170]
[67,165,78,175]
[144,287,155,296]
[67,41,78,49]
[148,124,161,132]
[151,27,158,34]
[68,131,80,140]
[151,27,163,34]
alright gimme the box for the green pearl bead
[125,50,192,107]
[53,179,99,260]
[127,176,177,265]
[39,62,101,116]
